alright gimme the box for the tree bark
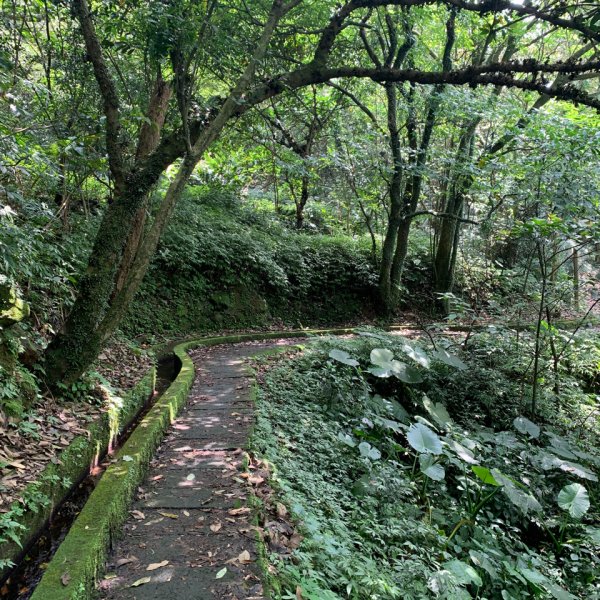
[433,123,476,304]
[295,174,309,229]
[378,83,403,314]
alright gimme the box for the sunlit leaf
[407,423,442,455]
[557,483,589,519]
[419,453,445,480]
[513,416,540,439]
[423,396,452,428]
[432,349,467,370]
[471,466,500,486]
[329,349,359,367]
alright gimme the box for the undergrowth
[251,330,600,599]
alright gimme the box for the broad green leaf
[407,423,442,455]
[389,400,410,423]
[447,439,477,464]
[392,362,423,384]
[539,453,598,482]
[492,470,543,514]
[557,483,589,519]
[370,348,394,367]
[471,466,500,486]
[419,453,445,481]
[337,432,356,447]
[367,366,393,378]
[432,349,467,370]
[358,441,381,460]
[513,416,540,439]
[444,559,482,587]
[469,550,498,579]
[401,341,430,369]
[557,460,598,482]
[329,349,359,367]
[423,396,452,428]
[544,581,578,600]
[585,526,600,544]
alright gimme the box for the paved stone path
[98,340,295,600]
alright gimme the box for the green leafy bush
[125,187,377,336]
[251,332,600,599]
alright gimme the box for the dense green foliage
[252,330,599,599]
[125,187,377,336]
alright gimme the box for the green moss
[0,370,155,579]
[0,285,29,326]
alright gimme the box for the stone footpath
[99,340,294,600]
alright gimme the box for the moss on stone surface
[0,370,155,579]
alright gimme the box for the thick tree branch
[72,0,125,194]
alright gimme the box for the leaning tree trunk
[44,179,157,385]
[44,0,285,387]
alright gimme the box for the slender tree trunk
[433,124,476,304]
[295,174,309,229]
[113,74,172,299]
[572,247,581,311]
[378,83,403,313]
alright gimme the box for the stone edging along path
[30,329,353,600]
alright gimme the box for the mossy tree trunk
[44,0,287,387]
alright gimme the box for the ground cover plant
[251,330,600,599]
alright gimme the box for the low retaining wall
[0,369,156,581]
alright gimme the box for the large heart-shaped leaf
[358,442,381,461]
[370,348,394,367]
[447,439,477,464]
[400,341,431,369]
[492,469,542,514]
[443,559,482,587]
[471,466,500,486]
[513,416,540,439]
[432,349,467,370]
[329,349,359,367]
[407,423,442,455]
[423,396,452,428]
[419,454,445,481]
[392,362,423,384]
[557,483,590,519]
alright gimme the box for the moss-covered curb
[0,369,155,581]
[29,329,352,600]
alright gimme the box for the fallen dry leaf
[158,511,179,519]
[131,577,152,587]
[237,550,252,564]
[228,507,251,516]
[146,560,169,571]
[276,503,287,518]
[210,522,222,532]
[61,572,71,586]
[116,557,137,567]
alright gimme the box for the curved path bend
[99,339,299,600]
